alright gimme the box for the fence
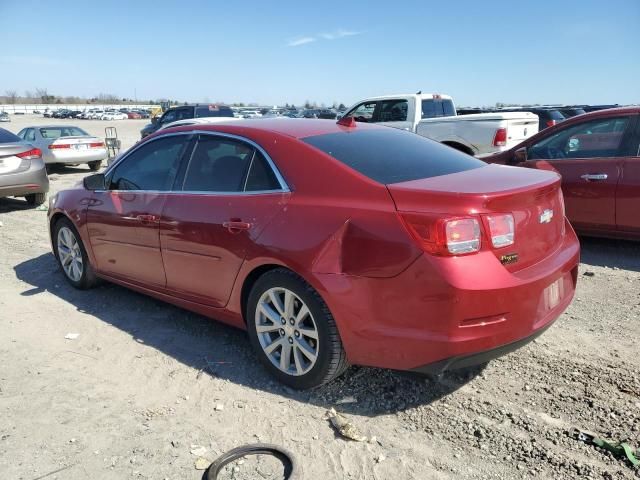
[0,104,157,114]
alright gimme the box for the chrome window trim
[102,130,290,194]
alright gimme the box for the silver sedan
[0,127,49,205]
[16,125,107,171]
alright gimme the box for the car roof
[162,118,384,139]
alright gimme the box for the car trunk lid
[387,164,565,271]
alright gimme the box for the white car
[87,110,105,119]
[101,111,127,120]
[343,93,540,156]
[241,110,262,119]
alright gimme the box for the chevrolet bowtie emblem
[539,209,554,224]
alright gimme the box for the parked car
[101,112,127,120]
[484,107,640,240]
[344,93,540,155]
[0,112,10,122]
[558,107,586,118]
[302,109,319,118]
[68,110,83,119]
[0,127,49,205]
[127,111,142,119]
[87,110,105,119]
[494,107,566,131]
[48,119,579,389]
[52,109,71,119]
[43,110,53,118]
[240,110,262,119]
[133,109,150,119]
[15,125,107,171]
[140,104,235,139]
[317,109,337,119]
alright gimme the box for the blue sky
[1,0,638,107]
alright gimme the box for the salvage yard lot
[1,119,640,479]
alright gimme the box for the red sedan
[485,107,640,240]
[48,119,579,389]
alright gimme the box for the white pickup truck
[342,93,539,156]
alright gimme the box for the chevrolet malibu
[48,119,579,389]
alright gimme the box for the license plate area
[73,144,88,151]
[544,277,563,310]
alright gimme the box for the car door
[523,115,634,232]
[85,134,192,287]
[616,114,640,233]
[160,133,290,307]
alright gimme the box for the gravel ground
[1,115,639,479]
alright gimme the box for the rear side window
[181,135,281,192]
[24,129,36,142]
[546,110,566,121]
[303,128,484,184]
[421,99,455,118]
[195,105,235,118]
[0,128,21,143]
[109,136,188,191]
[378,100,408,122]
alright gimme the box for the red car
[48,119,579,389]
[127,112,142,119]
[485,107,640,240]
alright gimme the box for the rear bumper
[0,162,49,197]
[314,219,580,371]
[410,320,552,375]
[43,148,107,164]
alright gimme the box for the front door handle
[580,173,608,182]
[136,214,159,224]
[223,220,252,233]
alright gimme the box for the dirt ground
[1,115,639,479]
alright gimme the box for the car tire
[246,268,349,389]
[25,192,47,206]
[88,160,102,171]
[52,217,99,290]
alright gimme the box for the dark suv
[140,104,235,139]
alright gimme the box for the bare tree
[5,90,18,104]
[35,88,55,104]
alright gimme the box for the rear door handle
[223,220,252,233]
[580,173,608,182]
[136,214,159,224]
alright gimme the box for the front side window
[160,110,178,125]
[181,135,280,192]
[528,117,630,160]
[378,100,408,122]
[347,102,376,123]
[109,135,188,191]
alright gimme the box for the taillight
[546,119,556,128]
[493,128,508,147]
[16,147,42,159]
[400,214,481,256]
[89,142,104,148]
[48,143,71,149]
[485,214,514,248]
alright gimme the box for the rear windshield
[195,105,235,118]
[421,99,455,118]
[40,127,89,139]
[0,128,21,143]
[303,128,484,184]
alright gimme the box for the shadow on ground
[579,236,640,272]
[14,253,483,417]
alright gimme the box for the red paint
[487,107,640,239]
[49,120,580,372]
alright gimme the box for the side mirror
[83,173,106,191]
[512,147,528,164]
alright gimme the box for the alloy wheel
[57,226,83,282]
[255,287,319,376]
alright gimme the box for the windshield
[40,127,90,139]
[303,128,484,184]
